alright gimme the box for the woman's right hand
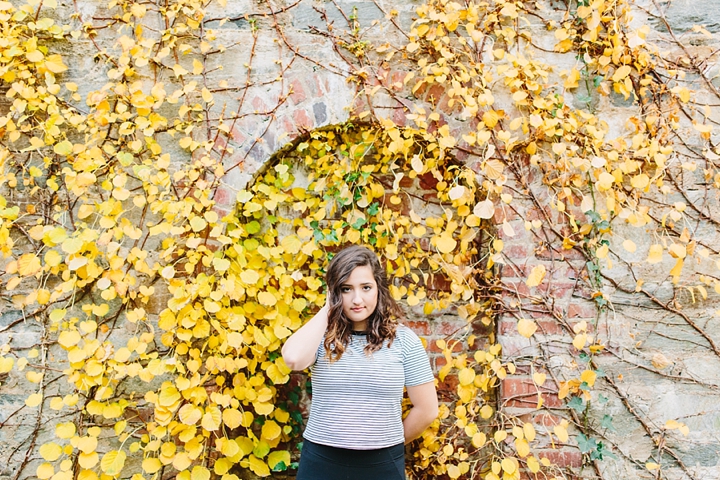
[281,299,330,371]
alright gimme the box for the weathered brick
[292,109,314,131]
[405,320,431,336]
[567,302,597,318]
[501,377,562,408]
[418,172,439,190]
[426,272,453,292]
[537,449,583,468]
[425,84,445,103]
[428,339,463,353]
[251,95,269,112]
[289,78,307,104]
[213,186,235,208]
[433,319,469,336]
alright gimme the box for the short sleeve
[400,327,435,387]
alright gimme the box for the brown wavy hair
[323,245,403,362]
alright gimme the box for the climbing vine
[1,0,719,479]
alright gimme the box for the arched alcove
[218,121,498,477]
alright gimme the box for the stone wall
[2,0,720,479]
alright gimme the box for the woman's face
[339,265,378,331]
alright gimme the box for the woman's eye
[340,287,350,293]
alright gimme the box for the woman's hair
[323,245,403,361]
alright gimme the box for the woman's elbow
[425,403,439,423]
[281,347,308,371]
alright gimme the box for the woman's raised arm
[281,304,328,371]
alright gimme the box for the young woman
[282,245,439,480]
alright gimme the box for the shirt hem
[302,434,406,451]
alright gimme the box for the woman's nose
[352,290,363,303]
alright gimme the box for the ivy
[0,0,718,479]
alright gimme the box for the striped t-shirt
[303,325,435,450]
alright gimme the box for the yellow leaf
[77,470,98,480]
[596,171,615,191]
[267,450,290,470]
[44,54,68,73]
[668,243,686,259]
[61,237,83,254]
[564,68,581,89]
[501,457,517,474]
[532,372,546,386]
[281,235,302,254]
[458,368,475,386]
[526,265,546,287]
[523,422,536,442]
[158,386,181,407]
[257,291,277,306]
[173,63,188,77]
[527,456,540,473]
[646,462,660,470]
[202,406,222,431]
[220,439,240,457]
[56,422,76,439]
[142,458,162,474]
[651,353,671,370]
[223,408,242,429]
[480,405,493,419]
[435,234,457,254]
[77,436,98,454]
[100,450,126,476]
[261,420,281,441]
[191,466,211,480]
[179,404,202,425]
[247,455,270,476]
[631,173,649,189]
[26,392,43,407]
[192,58,204,75]
[447,464,461,479]
[554,423,569,442]
[581,369,597,387]
[622,239,636,253]
[515,438,530,457]
[612,65,632,82]
[471,432,486,448]
[665,419,682,430]
[78,451,99,469]
[647,244,663,263]
[173,452,192,471]
[669,258,684,278]
[190,216,207,232]
[53,140,73,156]
[0,356,14,373]
[448,185,466,200]
[17,253,42,276]
[39,443,63,461]
[37,463,54,480]
[573,333,587,350]
[473,199,495,219]
[517,318,537,338]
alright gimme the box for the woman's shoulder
[395,323,422,342]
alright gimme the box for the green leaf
[568,396,585,413]
[253,440,270,459]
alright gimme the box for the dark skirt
[296,439,406,480]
